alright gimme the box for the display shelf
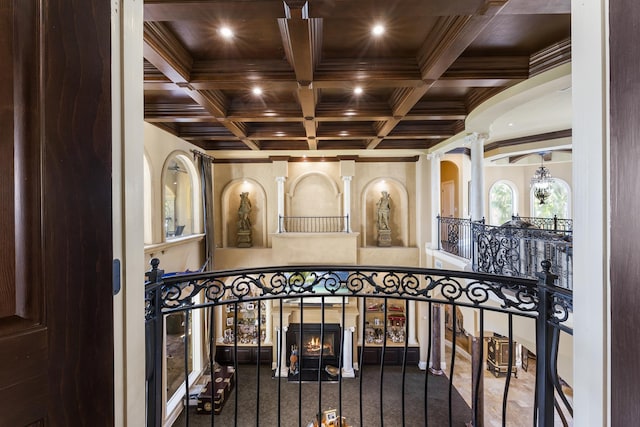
[362,298,406,345]
[357,346,419,365]
[215,345,272,365]
[222,301,267,345]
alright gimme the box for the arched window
[489,180,517,225]
[531,178,571,218]
[163,154,196,240]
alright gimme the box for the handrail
[144,259,572,427]
[278,215,350,233]
[512,214,573,232]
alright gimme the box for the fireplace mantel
[272,301,359,376]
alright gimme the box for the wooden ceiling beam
[143,22,192,84]
[279,1,322,149]
[367,0,509,149]
[143,23,261,150]
[144,0,492,21]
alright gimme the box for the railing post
[553,214,558,232]
[278,215,283,233]
[535,260,557,427]
[145,258,164,427]
[437,215,441,250]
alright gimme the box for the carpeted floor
[174,364,471,426]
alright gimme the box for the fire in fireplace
[303,334,335,357]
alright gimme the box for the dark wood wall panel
[0,0,17,321]
[43,0,114,425]
[0,0,113,425]
[610,0,640,424]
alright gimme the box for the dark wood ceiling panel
[466,14,571,54]
[165,20,285,60]
[143,0,571,154]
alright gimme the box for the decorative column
[429,304,444,375]
[276,176,286,232]
[216,305,225,343]
[408,300,418,345]
[274,326,289,377]
[264,301,272,345]
[468,133,488,222]
[342,326,356,377]
[340,159,356,232]
[429,152,443,248]
[341,176,353,232]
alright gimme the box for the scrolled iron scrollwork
[144,262,570,329]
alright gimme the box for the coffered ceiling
[143,0,571,154]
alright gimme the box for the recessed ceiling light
[339,131,349,137]
[354,86,363,95]
[345,110,356,116]
[219,27,234,39]
[508,122,514,127]
[252,87,263,96]
[372,24,385,36]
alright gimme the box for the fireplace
[287,323,341,376]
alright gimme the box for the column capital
[275,176,287,183]
[427,152,444,160]
[341,175,353,182]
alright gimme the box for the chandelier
[530,154,553,205]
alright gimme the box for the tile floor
[446,343,573,426]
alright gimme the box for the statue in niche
[376,191,391,230]
[237,192,252,231]
[237,192,253,247]
[376,191,392,247]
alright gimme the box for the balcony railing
[472,222,573,290]
[512,215,573,232]
[278,215,350,233]
[437,216,477,260]
[145,259,572,427]
[437,216,573,289]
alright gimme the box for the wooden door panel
[0,0,113,425]
[0,2,47,426]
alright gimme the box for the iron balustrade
[278,215,350,233]
[512,215,573,232]
[472,222,573,290]
[437,216,478,260]
[145,259,572,427]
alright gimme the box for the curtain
[194,151,217,366]
[195,151,214,271]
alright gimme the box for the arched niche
[221,179,267,248]
[361,178,409,247]
[287,171,341,216]
[161,151,201,241]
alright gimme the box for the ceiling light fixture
[219,27,234,39]
[530,153,554,205]
[252,87,263,96]
[372,24,385,36]
[354,86,363,95]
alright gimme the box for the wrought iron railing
[472,222,573,290]
[278,215,350,233]
[437,216,478,260]
[145,259,572,427]
[512,215,573,232]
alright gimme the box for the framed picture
[226,317,234,326]
[246,303,255,311]
[324,409,337,424]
